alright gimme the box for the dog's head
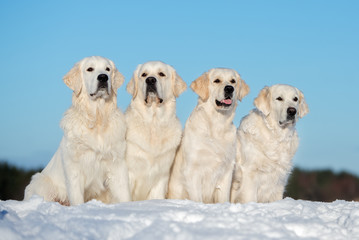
[254,84,309,128]
[126,61,187,105]
[191,68,249,112]
[63,56,124,101]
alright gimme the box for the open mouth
[215,97,233,107]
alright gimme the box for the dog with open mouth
[231,84,309,203]
[168,68,249,203]
[125,61,187,201]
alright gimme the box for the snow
[1,197,359,240]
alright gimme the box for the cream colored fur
[231,84,309,203]
[125,61,187,201]
[168,68,249,203]
[24,56,131,205]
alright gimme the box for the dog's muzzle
[216,85,234,108]
[97,74,108,89]
[279,107,297,126]
[90,74,109,98]
[286,107,297,120]
[146,77,157,93]
[145,77,163,104]
[224,85,234,98]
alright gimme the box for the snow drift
[1,197,359,239]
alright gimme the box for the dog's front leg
[215,170,233,203]
[148,175,169,200]
[237,170,257,203]
[185,173,203,202]
[63,156,85,206]
[270,186,285,202]
[230,164,243,203]
[108,159,131,203]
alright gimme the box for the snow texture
[1,196,359,239]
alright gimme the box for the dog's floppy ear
[298,89,309,118]
[110,60,125,92]
[238,78,250,101]
[172,71,187,98]
[254,86,270,116]
[126,64,141,98]
[191,72,209,101]
[112,69,125,90]
[63,62,82,96]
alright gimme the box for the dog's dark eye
[87,67,94,72]
[230,79,236,84]
[159,72,166,77]
[214,79,221,83]
[141,73,148,77]
[276,97,283,101]
[106,67,110,72]
[293,97,298,102]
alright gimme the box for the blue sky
[0,1,358,175]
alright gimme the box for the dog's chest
[70,123,124,162]
[91,133,112,153]
[263,129,297,159]
[94,128,122,153]
[246,129,298,174]
[214,131,236,164]
[189,125,237,167]
[127,110,181,152]
[242,114,298,164]
[146,122,168,145]
[63,107,125,156]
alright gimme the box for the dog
[231,84,309,203]
[125,61,187,201]
[168,68,249,203]
[24,56,131,205]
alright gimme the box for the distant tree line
[0,161,41,201]
[1,160,359,202]
[285,167,359,202]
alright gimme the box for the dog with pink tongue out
[168,68,249,203]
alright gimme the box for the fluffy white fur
[231,84,309,203]
[24,56,131,205]
[168,68,249,203]
[125,61,187,201]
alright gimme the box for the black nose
[97,74,108,83]
[146,77,157,85]
[287,107,297,116]
[224,85,234,94]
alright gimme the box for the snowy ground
[1,197,359,240]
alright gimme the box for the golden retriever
[24,56,131,205]
[231,84,309,203]
[168,68,249,203]
[125,61,187,201]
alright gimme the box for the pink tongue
[222,99,232,105]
